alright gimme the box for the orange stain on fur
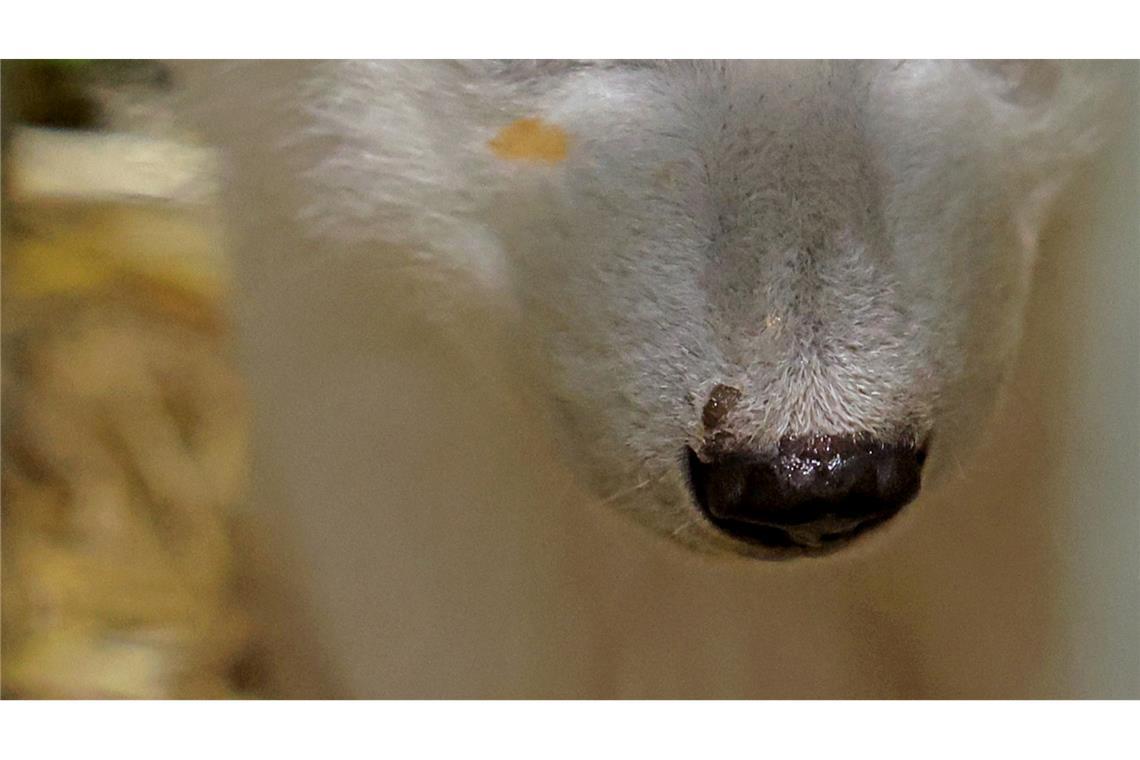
[489,118,569,163]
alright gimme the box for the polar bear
[183,61,1120,554]
[177,61,1133,696]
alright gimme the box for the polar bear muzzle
[685,434,927,553]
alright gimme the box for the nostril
[685,434,926,550]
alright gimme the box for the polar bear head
[184,60,1125,558]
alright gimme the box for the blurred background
[1,61,1137,699]
[2,61,260,697]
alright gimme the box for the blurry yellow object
[6,626,177,700]
[2,200,255,698]
[6,204,227,301]
[5,225,114,296]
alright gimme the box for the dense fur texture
[180,61,1123,559]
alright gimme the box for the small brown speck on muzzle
[702,384,743,430]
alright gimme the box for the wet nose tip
[686,434,926,550]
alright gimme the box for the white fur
[178,60,1125,559]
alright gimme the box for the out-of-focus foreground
[1,61,261,698]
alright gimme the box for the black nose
[686,434,926,550]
